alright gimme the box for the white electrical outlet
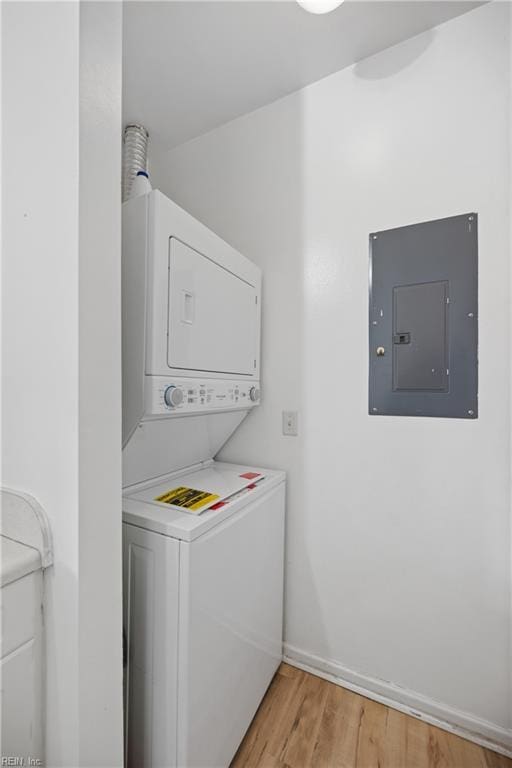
[282,410,299,436]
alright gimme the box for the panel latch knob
[376,346,386,357]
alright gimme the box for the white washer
[122,191,285,767]
[123,462,285,768]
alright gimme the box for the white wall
[152,2,511,747]
[2,3,123,765]
[78,3,123,766]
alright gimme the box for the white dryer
[122,191,285,767]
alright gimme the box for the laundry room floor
[230,664,511,768]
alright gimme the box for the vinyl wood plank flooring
[231,664,511,768]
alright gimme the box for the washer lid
[127,463,267,515]
[122,409,248,487]
[123,461,286,542]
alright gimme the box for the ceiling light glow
[296,0,345,14]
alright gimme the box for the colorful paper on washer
[155,486,220,511]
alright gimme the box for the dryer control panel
[145,377,260,417]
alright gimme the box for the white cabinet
[1,540,44,763]
[0,489,52,766]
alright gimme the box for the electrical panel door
[369,213,478,418]
[393,281,449,392]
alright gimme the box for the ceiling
[123,0,484,152]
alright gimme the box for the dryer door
[168,238,257,376]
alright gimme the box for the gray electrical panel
[369,213,478,418]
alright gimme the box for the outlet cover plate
[282,411,299,436]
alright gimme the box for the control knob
[164,385,184,408]
[249,387,260,402]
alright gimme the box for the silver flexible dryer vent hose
[122,124,149,202]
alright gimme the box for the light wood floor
[231,664,511,768]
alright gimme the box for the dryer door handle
[181,290,195,324]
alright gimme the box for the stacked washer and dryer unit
[122,190,285,768]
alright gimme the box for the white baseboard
[283,643,512,759]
